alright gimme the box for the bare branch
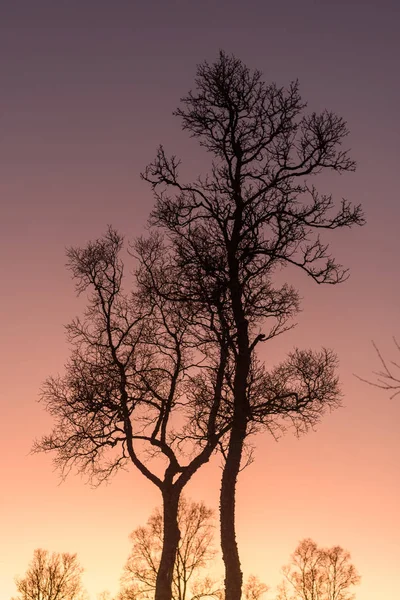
[356,338,400,399]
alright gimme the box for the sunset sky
[1,1,400,599]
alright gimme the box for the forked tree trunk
[155,486,181,600]
[220,414,248,600]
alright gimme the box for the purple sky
[1,2,400,599]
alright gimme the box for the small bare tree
[243,575,269,600]
[12,549,85,600]
[277,539,360,600]
[143,50,364,600]
[120,497,221,600]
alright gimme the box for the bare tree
[277,539,360,600]
[120,497,221,600]
[12,549,85,600]
[243,575,269,600]
[34,229,232,600]
[143,51,364,600]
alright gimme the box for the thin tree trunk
[221,248,251,600]
[155,487,181,600]
[220,415,247,600]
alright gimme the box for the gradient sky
[1,1,400,599]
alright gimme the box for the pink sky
[1,2,399,599]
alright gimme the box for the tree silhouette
[120,497,221,600]
[143,51,364,600]
[34,229,232,600]
[12,549,85,600]
[277,539,360,600]
[243,575,269,600]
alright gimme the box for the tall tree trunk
[220,414,248,600]
[221,246,251,600]
[155,486,181,600]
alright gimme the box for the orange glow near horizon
[1,3,400,600]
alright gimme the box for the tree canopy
[12,549,86,600]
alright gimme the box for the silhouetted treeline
[12,524,360,600]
